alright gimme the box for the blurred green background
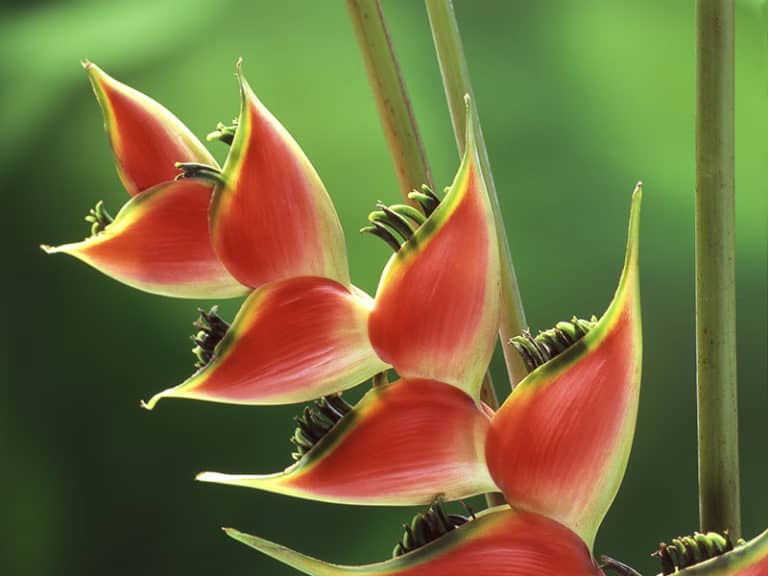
[2,1,766,574]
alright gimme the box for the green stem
[347,0,504,508]
[346,0,434,196]
[695,0,741,538]
[425,0,528,389]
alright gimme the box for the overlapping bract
[42,63,246,299]
[210,62,350,289]
[486,185,642,547]
[198,378,496,505]
[226,507,604,576]
[145,82,500,409]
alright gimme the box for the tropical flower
[140,69,501,410]
[203,176,643,574]
[44,61,767,576]
[43,60,635,572]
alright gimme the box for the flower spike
[42,179,247,298]
[142,277,387,408]
[209,61,349,289]
[224,507,603,576]
[657,528,768,575]
[83,61,217,196]
[197,379,495,505]
[485,184,642,547]
[368,98,500,396]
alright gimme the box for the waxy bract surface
[198,378,496,505]
[486,185,642,546]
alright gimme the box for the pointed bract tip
[195,471,218,482]
[139,394,162,411]
[81,58,92,70]
[222,527,240,537]
[235,58,251,96]
[39,242,76,255]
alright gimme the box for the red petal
[42,179,246,298]
[143,277,386,408]
[485,185,642,546]
[84,61,217,196]
[209,62,349,288]
[368,106,500,396]
[225,507,603,576]
[197,379,496,505]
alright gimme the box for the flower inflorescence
[510,316,598,372]
[392,500,474,558]
[652,531,741,575]
[290,394,353,461]
[361,185,443,252]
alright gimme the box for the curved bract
[143,277,386,408]
[668,529,768,576]
[225,507,603,576]
[84,61,217,196]
[198,378,495,505]
[368,103,500,397]
[485,184,643,547]
[42,180,246,299]
[210,62,349,289]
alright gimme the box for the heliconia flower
[652,529,768,576]
[209,60,350,289]
[196,378,495,505]
[367,100,500,395]
[141,277,388,408]
[216,185,644,572]
[485,183,642,547]
[144,97,498,407]
[224,506,604,576]
[42,62,247,299]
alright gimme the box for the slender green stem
[695,0,741,538]
[425,0,528,389]
[346,0,433,196]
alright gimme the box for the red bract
[219,185,645,575]
[486,184,642,546]
[48,60,669,575]
[368,140,500,392]
[227,507,604,576]
[209,62,350,289]
[198,379,495,505]
[42,63,246,299]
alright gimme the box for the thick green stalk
[695,0,741,538]
[425,0,528,389]
[346,0,433,195]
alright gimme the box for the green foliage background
[2,1,766,574]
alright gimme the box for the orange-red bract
[485,185,642,546]
[143,276,387,408]
[225,507,604,576]
[43,179,246,298]
[84,61,217,196]
[210,63,349,289]
[368,108,500,398]
[197,379,495,505]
